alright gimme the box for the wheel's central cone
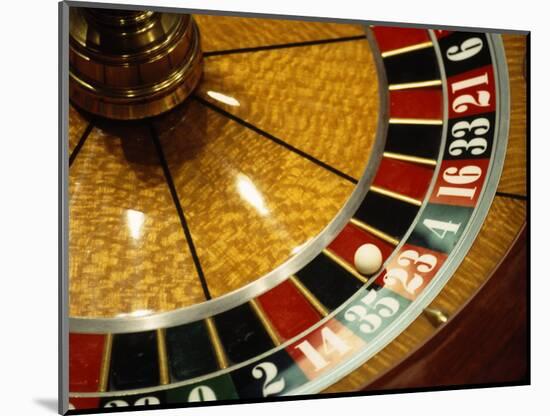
[69,8,203,120]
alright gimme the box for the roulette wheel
[64,5,527,412]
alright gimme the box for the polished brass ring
[69,9,203,120]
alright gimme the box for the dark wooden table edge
[362,222,528,392]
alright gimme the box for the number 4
[423,218,461,239]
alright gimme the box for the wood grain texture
[68,18,378,317]
[69,105,89,155]
[66,14,527,397]
[155,100,355,299]
[498,35,527,196]
[197,38,379,180]
[195,15,366,52]
[324,34,527,393]
[69,123,206,318]
[368,227,527,389]
[428,198,526,314]
[325,196,526,393]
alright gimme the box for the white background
[0,0,546,414]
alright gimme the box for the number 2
[252,362,285,396]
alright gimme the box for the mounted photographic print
[60,1,529,414]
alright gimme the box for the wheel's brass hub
[69,8,203,120]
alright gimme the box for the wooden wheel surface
[66,9,527,412]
